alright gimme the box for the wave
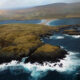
[71,35,80,38]
[50,35,64,39]
[64,34,80,39]
[38,19,46,24]
[0,50,80,80]
[46,19,59,26]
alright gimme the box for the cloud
[0,0,80,9]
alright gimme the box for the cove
[49,18,80,26]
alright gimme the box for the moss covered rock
[27,44,67,63]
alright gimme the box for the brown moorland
[0,24,67,64]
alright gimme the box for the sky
[0,0,80,9]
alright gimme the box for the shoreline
[0,17,80,26]
[0,20,80,64]
[0,24,68,64]
[39,17,80,26]
[39,18,61,25]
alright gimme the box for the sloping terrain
[0,3,80,20]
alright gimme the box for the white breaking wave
[71,35,80,38]
[47,34,80,40]
[0,51,80,80]
[64,34,80,39]
[46,19,59,26]
[38,19,46,24]
[56,36,64,39]
[50,35,64,39]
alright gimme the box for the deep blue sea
[0,18,80,80]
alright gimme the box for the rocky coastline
[54,24,80,35]
[0,24,80,64]
[0,24,68,64]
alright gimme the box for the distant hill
[0,3,80,20]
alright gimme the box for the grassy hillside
[0,3,80,20]
[0,24,67,63]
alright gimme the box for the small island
[27,44,67,63]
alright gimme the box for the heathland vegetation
[0,24,67,63]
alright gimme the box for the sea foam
[0,50,80,80]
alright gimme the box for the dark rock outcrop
[63,29,80,35]
[26,44,67,63]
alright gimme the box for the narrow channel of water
[49,18,80,26]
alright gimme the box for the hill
[0,3,80,20]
